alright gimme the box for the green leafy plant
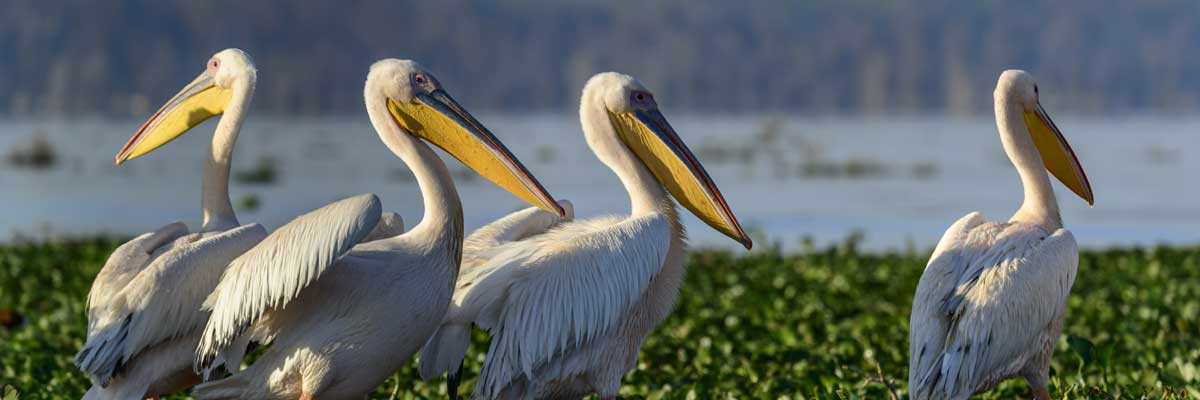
[1,239,1197,399]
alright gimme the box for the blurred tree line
[3,0,1200,116]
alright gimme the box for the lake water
[1,114,1196,251]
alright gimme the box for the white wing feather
[196,194,381,368]
[85,222,189,323]
[909,212,985,389]
[428,212,669,398]
[461,200,574,271]
[76,223,266,386]
[910,212,1078,399]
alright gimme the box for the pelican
[908,70,1095,400]
[74,48,274,400]
[418,72,752,399]
[189,59,563,400]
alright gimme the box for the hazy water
[1,114,1196,251]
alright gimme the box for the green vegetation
[1,238,1198,399]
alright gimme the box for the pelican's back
[909,212,1078,399]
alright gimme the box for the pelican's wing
[462,200,574,271]
[434,213,669,398]
[362,211,405,242]
[910,218,1078,399]
[908,211,985,390]
[75,223,266,386]
[85,222,189,321]
[196,194,381,368]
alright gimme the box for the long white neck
[995,95,1061,231]
[201,77,254,231]
[579,95,667,217]
[365,93,463,255]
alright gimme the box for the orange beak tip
[741,237,753,250]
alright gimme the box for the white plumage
[196,193,382,368]
[908,70,1094,400]
[420,72,750,399]
[76,49,268,400]
[909,214,1077,399]
[190,59,559,400]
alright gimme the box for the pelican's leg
[1031,387,1051,400]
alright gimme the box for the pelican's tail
[190,375,246,400]
[75,315,132,388]
[448,362,463,400]
[418,323,471,383]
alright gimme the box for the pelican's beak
[609,109,752,249]
[387,90,564,216]
[114,72,231,165]
[1023,102,1094,205]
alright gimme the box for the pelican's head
[995,70,1094,205]
[366,59,563,216]
[583,72,752,249]
[115,48,256,165]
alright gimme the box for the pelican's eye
[207,58,220,75]
[631,91,652,106]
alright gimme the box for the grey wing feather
[362,211,405,242]
[75,223,266,386]
[196,194,381,370]
[85,222,189,321]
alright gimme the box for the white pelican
[418,72,752,399]
[908,70,1094,400]
[189,59,564,400]
[74,48,272,400]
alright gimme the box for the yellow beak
[1023,102,1094,205]
[387,90,564,217]
[115,72,231,165]
[608,109,752,249]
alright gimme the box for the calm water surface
[1,114,1196,251]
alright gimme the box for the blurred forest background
[3,0,1200,116]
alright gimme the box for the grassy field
[1,237,1198,399]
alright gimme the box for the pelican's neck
[995,95,1061,231]
[201,77,254,231]
[365,94,463,255]
[580,95,668,217]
